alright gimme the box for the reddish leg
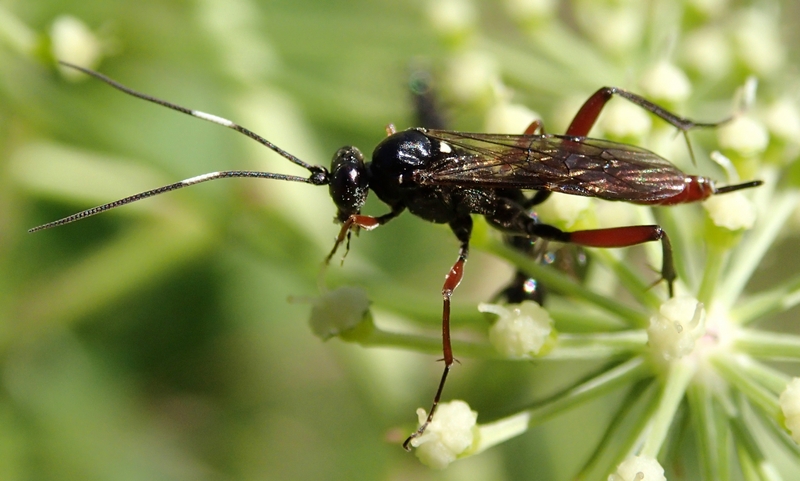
[326,209,403,264]
[528,223,675,296]
[522,119,545,136]
[566,86,729,138]
[403,216,472,450]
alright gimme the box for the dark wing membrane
[417,130,689,204]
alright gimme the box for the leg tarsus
[325,208,404,264]
[403,364,452,451]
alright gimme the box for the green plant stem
[348,323,647,360]
[731,273,800,326]
[719,189,799,311]
[641,358,696,457]
[574,380,659,481]
[524,357,651,424]
[730,411,783,481]
[351,327,498,358]
[545,331,647,359]
[589,249,661,310]
[688,382,724,481]
[734,329,800,363]
[712,355,782,421]
[697,244,726,307]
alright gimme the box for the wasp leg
[325,208,404,264]
[566,86,730,138]
[527,223,675,297]
[403,215,472,450]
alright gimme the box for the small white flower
[686,0,729,17]
[763,98,800,144]
[576,4,643,54]
[779,378,800,443]
[640,61,692,104]
[308,287,371,340]
[716,116,769,157]
[427,0,476,39]
[484,102,540,134]
[608,455,666,481]
[598,98,653,140]
[733,9,786,76]
[445,51,499,102]
[504,0,556,23]
[647,297,706,361]
[703,191,757,231]
[480,301,554,358]
[681,27,732,78]
[50,16,104,80]
[535,193,592,230]
[410,400,478,469]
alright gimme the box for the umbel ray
[32,61,763,449]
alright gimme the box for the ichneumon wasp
[31,61,762,449]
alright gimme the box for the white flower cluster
[608,455,666,481]
[647,297,706,361]
[410,400,478,469]
[779,378,800,444]
[480,301,554,358]
[50,16,105,80]
[308,287,371,340]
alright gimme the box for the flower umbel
[316,0,800,477]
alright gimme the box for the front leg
[325,206,405,264]
[403,215,472,450]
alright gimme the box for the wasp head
[329,146,369,223]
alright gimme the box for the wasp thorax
[330,146,369,222]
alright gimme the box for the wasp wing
[416,130,689,204]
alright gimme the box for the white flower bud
[50,16,103,80]
[445,51,498,102]
[686,0,729,17]
[608,455,666,481]
[681,27,732,78]
[308,287,370,340]
[484,102,540,134]
[733,9,786,76]
[647,297,706,361]
[504,0,556,23]
[480,301,554,358]
[716,116,769,157]
[598,98,653,140]
[410,400,478,469]
[577,5,643,54]
[427,0,476,38]
[780,378,800,443]
[704,191,757,231]
[640,61,692,103]
[535,193,592,229]
[764,98,800,144]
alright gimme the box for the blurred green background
[2,0,799,480]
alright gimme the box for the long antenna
[29,63,331,232]
[59,61,321,172]
[29,171,315,233]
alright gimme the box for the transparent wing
[417,130,688,204]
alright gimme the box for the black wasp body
[32,62,762,450]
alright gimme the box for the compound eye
[329,146,369,222]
